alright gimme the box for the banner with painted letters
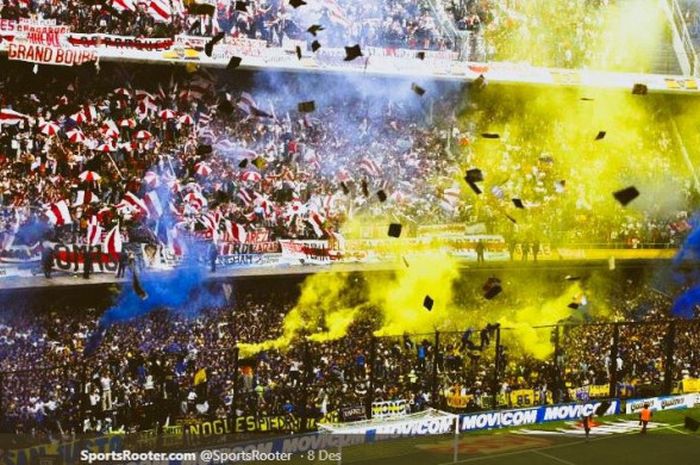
[279,240,341,265]
[371,400,410,419]
[8,42,97,66]
[459,400,620,432]
[625,394,697,414]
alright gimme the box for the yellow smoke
[461,84,689,242]
[237,0,693,360]
[238,249,593,360]
[237,271,368,357]
[371,253,461,336]
[484,0,665,72]
[497,283,584,359]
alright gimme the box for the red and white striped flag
[46,200,73,226]
[147,0,172,22]
[123,192,149,216]
[199,212,219,232]
[224,220,247,243]
[307,210,325,238]
[167,226,185,256]
[103,223,123,254]
[135,89,156,101]
[239,92,257,109]
[74,190,99,207]
[86,216,102,246]
[184,191,208,210]
[112,0,136,12]
[0,108,29,125]
[189,76,214,99]
[237,188,253,206]
[144,191,163,217]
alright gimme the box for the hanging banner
[279,240,341,265]
[65,33,174,51]
[8,43,97,66]
[682,378,700,393]
[625,394,697,414]
[371,399,410,419]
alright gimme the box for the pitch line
[531,450,579,465]
[437,423,685,465]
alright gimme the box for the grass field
[268,408,700,465]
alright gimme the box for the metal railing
[666,0,698,75]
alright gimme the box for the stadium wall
[458,400,620,432]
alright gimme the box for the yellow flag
[194,368,207,386]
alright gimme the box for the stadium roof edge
[2,49,699,95]
[108,57,700,96]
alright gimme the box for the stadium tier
[1,2,700,465]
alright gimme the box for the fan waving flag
[46,200,73,226]
[193,368,207,386]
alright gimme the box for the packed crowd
[680,0,700,42]
[0,0,454,51]
[0,59,693,260]
[0,0,653,70]
[0,59,468,255]
[1,270,699,443]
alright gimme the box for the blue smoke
[102,264,223,325]
[14,214,53,245]
[84,237,224,355]
[670,213,700,319]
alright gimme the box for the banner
[363,46,458,62]
[368,415,456,436]
[66,33,174,51]
[16,24,70,46]
[279,240,341,265]
[177,413,339,435]
[371,400,409,419]
[8,43,96,66]
[53,243,118,273]
[589,385,610,398]
[681,378,700,393]
[625,394,697,414]
[460,400,620,432]
[340,405,367,422]
[174,35,267,57]
[510,389,537,407]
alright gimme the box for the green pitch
[268,408,700,465]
